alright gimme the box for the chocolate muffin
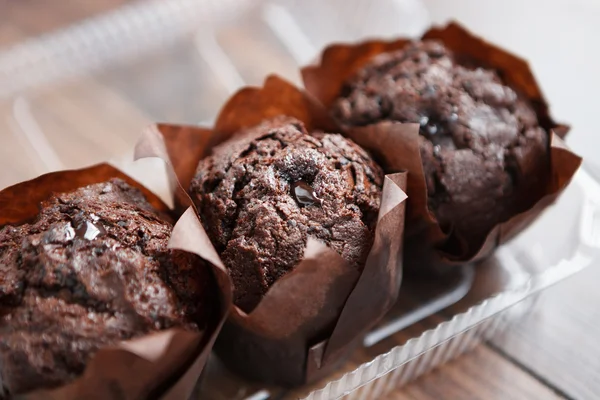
[0,179,214,396]
[331,40,549,244]
[190,117,383,312]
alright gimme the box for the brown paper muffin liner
[301,22,582,267]
[0,163,232,400]
[135,75,408,385]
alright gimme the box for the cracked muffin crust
[0,179,214,396]
[331,40,549,244]
[190,117,384,312]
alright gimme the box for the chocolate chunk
[291,180,323,207]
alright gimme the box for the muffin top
[190,117,383,312]
[332,40,549,242]
[0,179,213,395]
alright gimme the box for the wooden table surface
[1,1,598,399]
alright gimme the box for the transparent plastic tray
[1,1,599,399]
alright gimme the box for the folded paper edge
[321,171,408,364]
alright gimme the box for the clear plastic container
[1,1,599,399]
